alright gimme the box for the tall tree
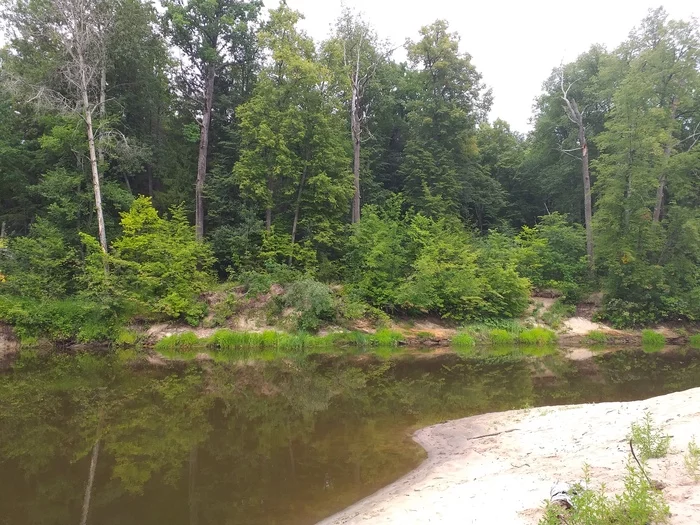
[163,0,261,241]
[1,0,118,253]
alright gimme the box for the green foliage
[688,334,700,349]
[83,197,215,325]
[684,436,700,482]
[629,413,671,461]
[0,295,118,343]
[517,327,557,346]
[115,328,140,347]
[586,330,609,344]
[0,219,76,299]
[153,332,200,352]
[277,279,336,332]
[641,330,666,349]
[370,329,403,347]
[488,329,515,345]
[539,464,669,525]
[540,300,576,329]
[451,332,476,348]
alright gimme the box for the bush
[278,279,336,332]
[0,218,76,299]
[629,413,670,461]
[0,295,118,343]
[81,197,215,325]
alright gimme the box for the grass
[629,412,670,461]
[154,328,405,356]
[641,330,665,349]
[517,327,557,345]
[487,328,516,345]
[538,463,669,525]
[454,322,556,347]
[539,299,576,330]
[451,331,476,348]
[689,334,700,349]
[685,436,700,482]
[586,329,609,344]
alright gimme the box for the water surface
[1,346,699,524]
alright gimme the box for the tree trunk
[81,75,108,255]
[195,65,216,242]
[97,64,106,165]
[579,128,594,270]
[80,440,100,525]
[290,163,309,265]
[265,176,273,232]
[652,145,671,224]
[351,83,361,224]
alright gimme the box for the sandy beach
[318,388,700,524]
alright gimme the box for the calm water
[1,346,699,525]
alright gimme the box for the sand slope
[318,388,700,524]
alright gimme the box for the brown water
[0,346,699,525]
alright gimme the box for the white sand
[318,388,700,525]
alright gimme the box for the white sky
[272,0,699,132]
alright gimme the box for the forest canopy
[0,2,699,340]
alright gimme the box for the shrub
[517,327,556,346]
[685,437,700,482]
[278,279,336,332]
[82,197,215,325]
[115,329,140,346]
[629,413,670,461]
[539,463,669,525]
[641,330,665,349]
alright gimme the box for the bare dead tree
[2,0,119,255]
[560,69,594,270]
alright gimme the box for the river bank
[318,388,700,525]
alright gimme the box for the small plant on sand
[539,463,669,525]
[641,330,665,348]
[685,436,700,482]
[689,334,700,349]
[629,412,670,461]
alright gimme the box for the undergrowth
[538,463,669,525]
[641,330,665,349]
[629,412,670,461]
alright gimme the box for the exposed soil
[318,388,700,525]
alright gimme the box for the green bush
[629,413,670,461]
[0,218,76,299]
[0,295,118,343]
[517,327,556,346]
[81,196,214,325]
[278,279,336,332]
[641,330,665,349]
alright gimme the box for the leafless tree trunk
[290,162,309,265]
[561,74,594,270]
[195,65,216,242]
[350,45,362,224]
[80,439,100,525]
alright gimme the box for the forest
[0,1,698,343]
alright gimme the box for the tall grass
[516,327,557,346]
[452,323,556,348]
[689,334,700,349]
[641,330,665,349]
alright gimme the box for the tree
[162,0,262,241]
[1,0,119,253]
[326,8,392,224]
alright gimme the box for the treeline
[0,2,698,339]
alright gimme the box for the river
[1,345,699,524]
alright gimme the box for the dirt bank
[318,388,700,525]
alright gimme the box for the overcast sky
[271,0,699,132]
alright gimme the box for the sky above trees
[275,0,699,131]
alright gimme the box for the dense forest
[0,1,698,342]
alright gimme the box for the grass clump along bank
[641,330,666,350]
[689,334,700,349]
[453,322,557,348]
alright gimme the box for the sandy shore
[318,388,700,525]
